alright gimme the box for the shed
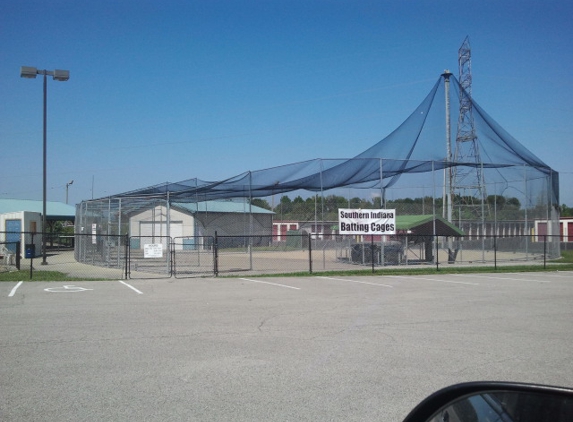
[128,200,274,250]
[396,215,465,263]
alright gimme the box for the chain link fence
[1,231,566,280]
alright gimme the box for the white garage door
[139,222,183,250]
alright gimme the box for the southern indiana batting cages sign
[338,208,396,235]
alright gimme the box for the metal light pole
[20,66,70,265]
[66,180,74,204]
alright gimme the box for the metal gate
[172,236,216,278]
[128,235,172,279]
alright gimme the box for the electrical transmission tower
[453,36,486,218]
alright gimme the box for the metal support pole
[371,235,375,273]
[124,233,129,280]
[435,235,439,271]
[320,159,324,241]
[481,162,485,262]
[214,231,219,276]
[16,241,21,270]
[444,71,453,225]
[439,71,453,223]
[524,165,529,259]
[379,158,386,265]
[167,193,172,275]
[248,172,253,271]
[118,198,122,268]
[41,72,48,265]
[494,233,497,270]
[432,161,437,264]
[543,235,547,269]
[308,232,313,274]
[29,233,35,278]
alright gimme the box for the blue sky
[1,0,572,206]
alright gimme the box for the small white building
[0,199,75,258]
[0,211,42,257]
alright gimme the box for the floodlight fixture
[20,66,39,78]
[66,180,74,204]
[53,69,70,81]
[20,66,70,81]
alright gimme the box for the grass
[0,270,109,282]
[555,250,573,263]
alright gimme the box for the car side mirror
[403,381,573,422]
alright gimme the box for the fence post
[170,237,174,277]
[435,235,439,271]
[543,235,547,269]
[29,232,34,279]
[124,234,129,280]
[214,231,219,277]
[16,241,21,270]
[494,233,497,270]
[308,233,313,274]
[371,235,375,273]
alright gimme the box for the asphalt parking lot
[1,271,572,421]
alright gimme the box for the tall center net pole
[442,70,453,224]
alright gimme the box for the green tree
[506,197,521,209]
[487,195,506,210]
[251,198,271,210]
[372,196,382,208]
[322,195,350,220]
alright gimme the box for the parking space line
[118,280,143,294]
[453,274,550,283]
[542,272,573,278]
[8,281,23,297]
[387,275,479,285]
[316,276,393,288]
[239,278,300,290]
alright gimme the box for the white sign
[92,223,97,244]
[144,243,163,258]
[338,208,396,235]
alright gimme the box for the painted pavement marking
[239,278,300,290]
[385,275,479,285]
[452,274,551,283]
[44,285,94,293]
[8,281,23,297]
[316,276,393,288]
[118,280,144,294]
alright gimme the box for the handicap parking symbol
[44,285,94,293]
